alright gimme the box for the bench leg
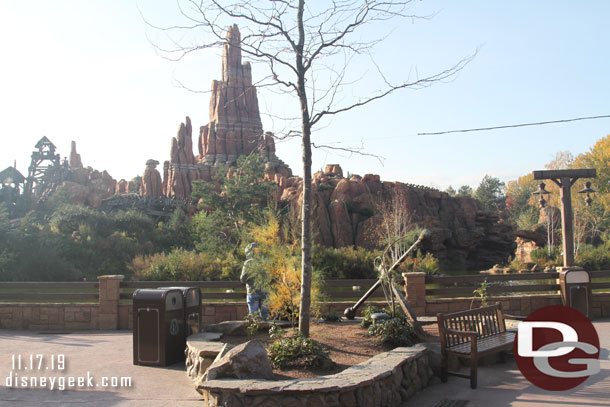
[499,351,506,363]
[441,352,448,383]
[470,354,478,389]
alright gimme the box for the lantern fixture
[532,182,551,208]
[577,181,596,206]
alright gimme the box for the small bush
[267,332,333,370]
[268,321,284,339]
[397,251,440,275]
[245,312,264,336]
[320,310,342,322]
[360,305,385,328]
[367,317,416,347]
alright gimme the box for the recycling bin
[559,268,592,318]
[133,288,185,366]
[160,286,201,337]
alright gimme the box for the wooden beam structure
[532,168,597,267]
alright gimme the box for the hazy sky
[1,1,609,190]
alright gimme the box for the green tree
[474,175,506,213]
[445,186,456,196]
[504,174,539,229]
[457,185,473,197]
[191,154,275,254]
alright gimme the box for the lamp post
[532,169,597,267]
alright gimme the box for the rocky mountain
[276,165,515,269]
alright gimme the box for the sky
[1,1,609,191]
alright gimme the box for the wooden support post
[533,169,596,268]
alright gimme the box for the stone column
[402,272,427,317]
[98,275,124,330]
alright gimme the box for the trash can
[161,286,201,337]
[133,288,185,366]
[559,268,592,318]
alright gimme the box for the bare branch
[310,50,477,126]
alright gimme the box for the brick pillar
[98,275,124,330]
[402,272,426,317]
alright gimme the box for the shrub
[397,251,440,275]
[576,242,610,270]
[267,332,332,370]
[268,321,285,339]
[128,248,241,281]
[245,312,264,336]
[312,246,380,279]
[360,304,385,328]
[529,246,561,268]
[320,310,342,322]
[367,317,416,347]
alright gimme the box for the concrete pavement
[407,318,610,407]
[1,319,608,407]
[0,330,202,407]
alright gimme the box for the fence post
[402,272,426,317]
[98,275,124,330]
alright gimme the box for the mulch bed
[222,319,394,379]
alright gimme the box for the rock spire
[69,141,83,169]
[163,24,291,199]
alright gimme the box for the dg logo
[514,305,600,391]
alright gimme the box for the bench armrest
[444,328,479,339]
[504,314,526,321]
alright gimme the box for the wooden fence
[120,279,388,301]
[1,271,609,302]
[0,282,99,301]
[425,270,610,298]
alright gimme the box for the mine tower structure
[25,137,69,198]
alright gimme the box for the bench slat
[446,332,515,355]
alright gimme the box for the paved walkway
[0,330,201,407]
[1,319,609,407]
[407,318,610,407]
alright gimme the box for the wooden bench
[437,303,519,389]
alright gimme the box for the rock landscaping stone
[202,340,274,381]
[204,321,249,336]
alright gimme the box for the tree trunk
[296,0,312,338]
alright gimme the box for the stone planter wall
[197,345,432,407]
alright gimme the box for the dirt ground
[222,319,393,379]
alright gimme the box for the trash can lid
[161,286,201,305]
[133,288,183,300]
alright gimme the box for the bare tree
[376,189,418,266]
[144,0,474,336]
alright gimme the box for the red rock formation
[164,25,291,198]
[69,141,83,169]
[65,167,117,208]
[279,164,515,270]
[141,160,163,198]
[166,118,200,199]
[116,179,129,194]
